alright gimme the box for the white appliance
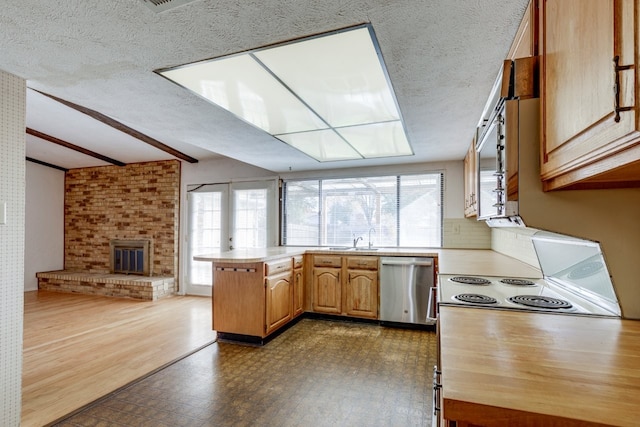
[438,230,622,318]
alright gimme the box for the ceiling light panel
[158,24,413,162]
[254,27,400,128]
[277,130,362,162]
[337,121,413,158]
[161,55,327,134]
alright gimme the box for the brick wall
[64,160,180,279]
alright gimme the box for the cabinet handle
[613,55,634,122]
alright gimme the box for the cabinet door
[541,0,640,190]
[344,270,378,319]
[265,271,293,335]
[293,267,304,317]
[312,267,341,314]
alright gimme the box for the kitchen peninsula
[195,247,542,342]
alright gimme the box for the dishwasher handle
[380,259,433,267]
[426,286,438,321]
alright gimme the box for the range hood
[476,56,539,227]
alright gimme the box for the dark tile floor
[53,318,436,427]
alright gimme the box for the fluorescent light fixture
[158,24,413,162]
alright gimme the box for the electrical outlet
[452,223,461,234]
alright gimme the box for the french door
[186,180,276,296]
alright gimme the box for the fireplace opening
[109,239,152,276]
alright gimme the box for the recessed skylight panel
[161,55,327,135]
[253,27,400,128]
[158,24,412,162]
[337,121,413,158]
[277,130,362,162]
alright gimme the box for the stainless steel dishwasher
[379,257,436,326]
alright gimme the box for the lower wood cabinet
[212,257,294,339]
[265,270,292,335]
[312,266,342,314]
[293,256,304,317]
[344,269,378,318]
[211,253,381,339]
[311,254,379,319]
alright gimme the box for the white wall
[24,161,65,291]
[0,69,26,426]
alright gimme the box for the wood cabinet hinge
[613,55,634,122]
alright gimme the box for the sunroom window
[282,173,443,247]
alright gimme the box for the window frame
[281,171,444,248]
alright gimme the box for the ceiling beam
[26,157,69,172]
[34,90,199,164]
[26,128,127,167]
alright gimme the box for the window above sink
[281,173,443,248]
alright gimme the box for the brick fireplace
[37,160,180,300]
[110,239,152,276]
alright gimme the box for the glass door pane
[187,184,228,294]
[230,180,276,249]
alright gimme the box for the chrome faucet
[353,236,363,248]
[368,227,375,249]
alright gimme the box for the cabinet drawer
[313,255,342,268]
[346,256,378,270]
[293,255,304,269]
[264,258,292,276]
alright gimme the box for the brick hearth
[36,271,175,301]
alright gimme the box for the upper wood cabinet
[540,0,640,190]
[507,0,538,59]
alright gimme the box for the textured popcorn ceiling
[0,0,529,172]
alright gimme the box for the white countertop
[194,247,542,278]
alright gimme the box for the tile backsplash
[443,218,491,249]
[491,226,540,268]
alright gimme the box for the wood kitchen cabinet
[292,255,304,317]
[212,262,265,337]
[463,139,477,218]
[265,270,292,335]
[212,257,294,340]
[540,0,640,190]
[344,256,379,319]
[311,254,379,319]
[312,255,342,314]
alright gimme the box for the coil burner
[449,276,491,285]
[454,294,498,305]
[507,295,573,310]
[500,278,536,286]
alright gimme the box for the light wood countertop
[195,247,542,278]
[439,306,640,426]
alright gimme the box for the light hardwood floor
[22,290,217,427]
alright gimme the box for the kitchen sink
[327,246,379,251]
